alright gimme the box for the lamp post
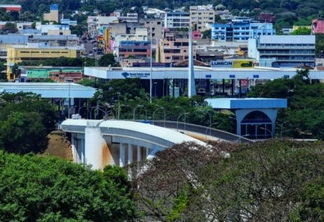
[205,122,219,140]
[260,126,274,138]
[149,27,153,103]
[175,106,186,130]
[280,121,287,138]
[133,105,147,121]
[90,106,108,119]
[177,112,189,131]
[152,107,166,126]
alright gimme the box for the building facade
[312,19,324,34]
[190,5,215,32]
[44,4,59,23]
[164,12,190,29]
[7,46,80,80]
[118,41,151,59]
[158,30,196,63]
[211,21,275,41]
[248,35,315,68]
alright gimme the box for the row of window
[20,51,69,54]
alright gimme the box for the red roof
[312,19,324,34]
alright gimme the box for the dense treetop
[0,151,136,221]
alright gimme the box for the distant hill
[0,0,322,28]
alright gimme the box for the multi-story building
[312,19,324,34]
[114,28,148,58]
[118,41,150,59]
[164,12,190,29]
[87,16,118,38]
[211,21,275,41]
[44,4,59,23]
[248,35,315,68]
[7,44,81,80]
[140,18,163,45]
[190,5,215,32]
[158,29,196,63]
[40,24,71,35]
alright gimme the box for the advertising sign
[121,72,150,78]
[232,60,254,68]
[210,60,254,68]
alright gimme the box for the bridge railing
[151,120,255,143]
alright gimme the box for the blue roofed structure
[205,98,288,139]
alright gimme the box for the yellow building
[7,47,79,80]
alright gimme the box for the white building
[164,11,190,29]
[190,5,215,32]
[248,35,315,68]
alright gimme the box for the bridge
[61,118,252,170]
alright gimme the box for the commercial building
[118,40,151,59]
[164,12,190,29]
[158,29,196,63]
[7,45,81,80]
[190,5,215,32]
[140,18,163,45]
[211,21,275,41]
[44,4,59,23]
[248,35,315,68]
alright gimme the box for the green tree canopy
[0,151,136,221]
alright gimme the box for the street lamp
[198,109,212,129]
[260,126,274,138]
[133,105,147,121]
[152,106,166,126]
[280,121,287,138]
[205,122,219,140]
[177,112,189,131]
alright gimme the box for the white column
[119,143,125,167]
[128,144,133,165]
[145,147,149,158]
[137,145,141,162]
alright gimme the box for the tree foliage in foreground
[0,151,136,221]
[132,140,324,221]
[0,92,58,154]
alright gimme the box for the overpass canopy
[0,82,96,98]
[205,98,287,109]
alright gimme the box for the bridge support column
[85,122,107,170]
[128,144,133,165]
[119,143,125,167]
[137,145,141,162]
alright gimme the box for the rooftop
[205,98,288,109]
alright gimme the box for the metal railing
[152,120,255,143]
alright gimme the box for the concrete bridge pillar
[119,143,126,167]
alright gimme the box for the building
[248,35,315,68]
[20,66,84,82]
[0,4,21,12]
[7,45,81,80]
[28,35,80,47]
[140,18,163,45]
[87,16,118,38]
[39,24,71,35]
[211,21,275,41]
[190,5,215,32]
[61,19,77,26]
[114,28,148,58]
[0,34,28,59]
[118,40,151,59]
[164,12,190,29]
[258,12,275,23]
[158,29,195,63]
[312,19,324,34]
[44,4,59,23]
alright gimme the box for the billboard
[210,60,254,68]
[232,60,254,68]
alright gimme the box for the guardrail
[151,120,255,143]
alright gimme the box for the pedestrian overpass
[61,119,252,170]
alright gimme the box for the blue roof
[50,4,59,10]
[205,98,287,109]
[0,35,28,44]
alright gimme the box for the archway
[241,111,272,139]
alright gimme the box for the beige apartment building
[158,30,196,63]
[190,5,215,32]
[44,4,59,23]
